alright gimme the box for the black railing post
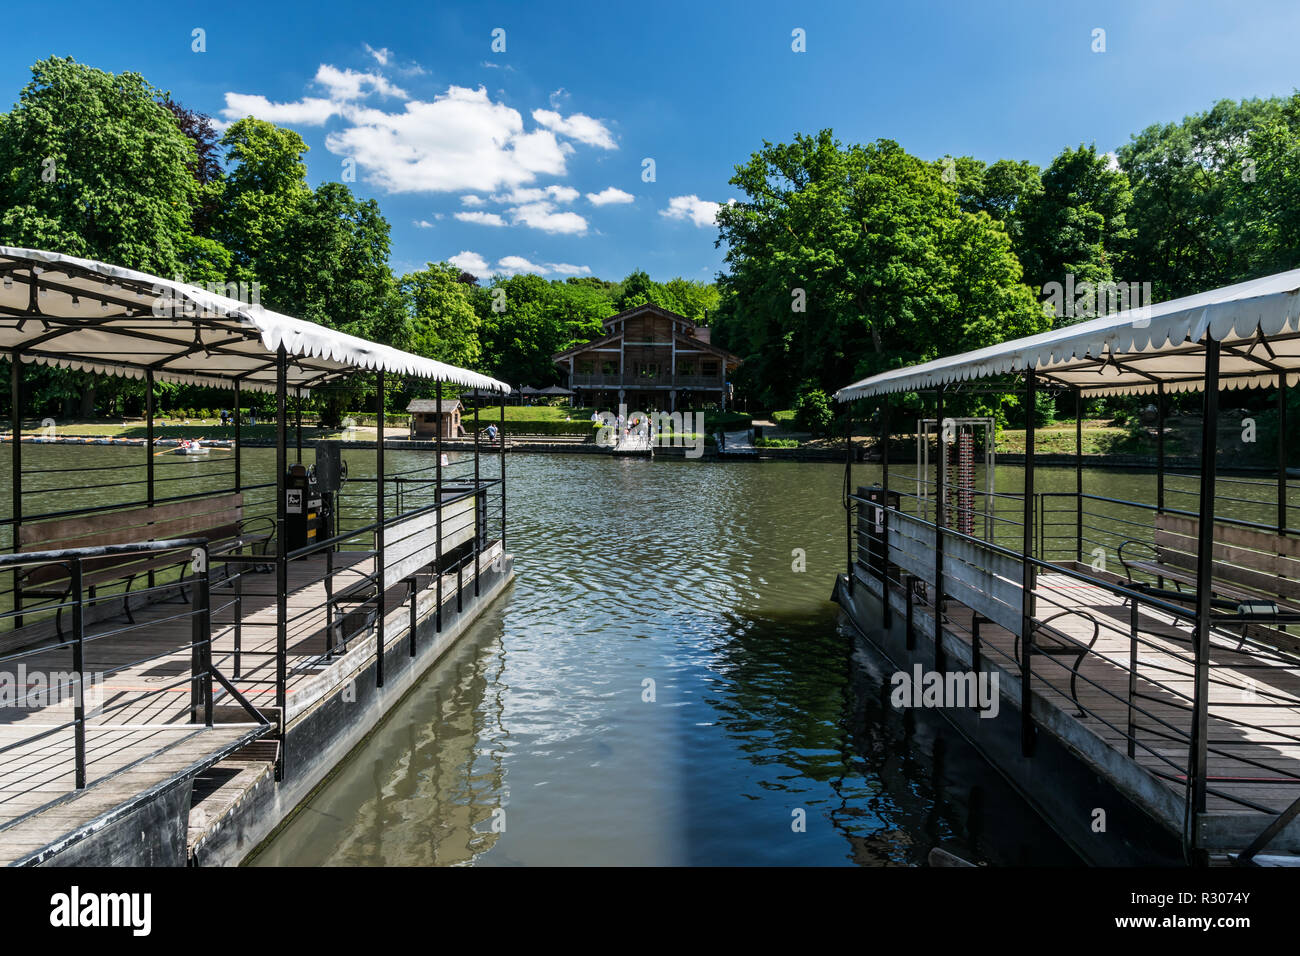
[880,398,892,628]
[196,544,213,727]
[233,378,242,494]
[11,354,22,630]
[1156,383,1166,514]
[1279,380,1288,535]
[70,557,86,789]
[845,398,854,593]
[435,379,443,633]
[1128,597,1139,759]
[1190,337,1221,858]
[934,387,947,672]
[275,346,288,719]
[1021,371,1037,757]
[375,369,386,689]
[474,386,481,597]
[500,389,507,550]
[146,368,156,590]
[1075,387,1083,565]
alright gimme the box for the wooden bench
[1118,513,1300,648]
[16,493,274,635]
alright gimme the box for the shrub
[793,383,834,436]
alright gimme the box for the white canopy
[835,268,1300,401]
[0,247,510,394]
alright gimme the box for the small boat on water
[172,439,211,456]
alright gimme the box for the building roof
[0,246,511,395]
[406,399,462,413]
[835,268,1300,401]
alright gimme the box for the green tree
[1118,98,1283,298]
[0,57,204,275]
[1015,144,1133,304]
[713,130,1046,407]
[402,262,482,370]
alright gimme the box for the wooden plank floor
[911,571,1300,817]
[0,546,498,852]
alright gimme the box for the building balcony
[568,373,724,390]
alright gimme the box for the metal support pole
[1156,383,1166,514]
[71,558,86,789]
[295,387,303,464]
[10,356,22,629]
[275,347,288,718]
[375,370,386,689]
[934,388,947,672]
[233,379,242,492]
[408,579,417,658]
[881,399,892,628]
[845,398,854,593]
[435,379,443,632]
[473,387,482,596]
[1189,338,1221,852]
[500,390,507,550]
[1128,598,1139,759]
[146,369,156,590]
[1075,387,1083,565]
[1020,371,1037,757]
[1279,380,1288,535]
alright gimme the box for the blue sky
[5,0,1300,283]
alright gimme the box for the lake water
[9,444,1289,866]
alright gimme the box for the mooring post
[1190,337,1221,858]
[1020,371,1037,757]
[375,369,386,689]
[934,387,947,673]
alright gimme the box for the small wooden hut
[407,398,463,438]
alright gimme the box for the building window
[577,360,594,375]
[702,360,719,376]
[601,360,618,375]
[678,360,696,377]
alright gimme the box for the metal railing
[0,538,266,809]
[851,483,1300,863]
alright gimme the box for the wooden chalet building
[552,303,742,411]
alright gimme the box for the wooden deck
[0,542,500,863]
[906,570,1300,820]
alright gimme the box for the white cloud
[461,194,486,207]
[364,44,392,66]
[661,194,724,228]
[497,256,545,276]
[221,92,338,126]
[587,186,634,206]
[448,252,590,278]
[324,86,571,194]
[509,201,588,235]
[448,251,489,276]
[223,71,613,195]
[455,211,507,227]
[549,87,569,108]
[413,219,435,228]
[531,109,617,150]
[547,262,591,276]
[493,184,580,205]
[314,64,406,101]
